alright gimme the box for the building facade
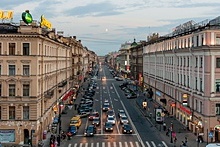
[0,21,96,145]
[143,16,220,142]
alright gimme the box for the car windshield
[93,117,99,121]
[70,120,78,124]
[108,117,114,120]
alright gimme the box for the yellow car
[70,116,82,128]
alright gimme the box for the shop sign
[0,130,15,142]
[156,91,161,97]
[40,15,52,29]
[0,10,13,20]
[21,10,33,24]
[155,108,163,122]
[179,105,191,115]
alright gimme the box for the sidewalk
[42,80,89,147]
[136,95,207,147]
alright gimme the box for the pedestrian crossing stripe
[67,141,168,147]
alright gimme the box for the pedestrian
[163,122,166,131]
[74,103,78,110]
[166,128,170,136]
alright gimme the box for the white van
[206,143,220,147]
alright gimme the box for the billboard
[40,15,52,29]
[0,10,13,20]
[155,108,162,122]
[21,10,33,24]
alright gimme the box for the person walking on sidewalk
[163,122,166,131]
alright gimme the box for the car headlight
[124,130,126,132]
[110,128,113,130]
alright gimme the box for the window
[9,84,15,96]
[23,65,30,76]
[9,43,15,55]
[9,65,15,75]
[216,58,220,68]
[23,106,29,120]
[9,106,15,120]
[200,78,203,92]
[0,84,1,96]
[23,84,30,96]
[216,103,220,115]
[195,77,198,90]
[195,57,198,67]
[0,106,1,120]
[216,79,220,92]
[23,43,30,55]
[200,57,203,68]
[200,101,202,113]
[0,65,1,75]
[0,42,2,55]
[216,34,220,45]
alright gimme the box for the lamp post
[170,122,173,143]
[58,101,63,146]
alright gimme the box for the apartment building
[143,16,220,142]
[0,21,84,145]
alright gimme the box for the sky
[1,0,220,56]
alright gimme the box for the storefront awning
[61,90,74,101]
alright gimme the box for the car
[88,112,99,121]
[120,115,129,124]
[107,116,116,125]
[101,76,106,81]
[115,77,124,81]
[104,122,113,131]
[84,125,96,136]
[127,93,137,99]
[92,117,100,126]
[68,126,77,135]
[107,110,115,118]
[102,103,110,111]
[122,124,132,134]
[118,110,126,118]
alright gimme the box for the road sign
[209,132,213,138]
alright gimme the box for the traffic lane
[114,85,165,143]
[63,134,140,146]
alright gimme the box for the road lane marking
[112,83,145,147]
[125,141,128,147]
[90,143,94,147]
[146,141,151,147]
[162,141,168,147]
[85,143,88,147]
[113,142,117,147]
[119,142,122,147]
[102,142,105,147]
[96,142,99,147]
[75,133,137,136]
[151,141,156,147]
[135,141,140,147]
[79,143,83,147]
[108,142,111,147]
[68,144,71,147]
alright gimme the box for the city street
[57,65,169,147]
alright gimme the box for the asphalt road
[59,65,169,147]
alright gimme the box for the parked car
[84,125,96,136]
[122,124,132,134]
[104,122,113,131]
[68,125,77,135]
[127,93,137,99]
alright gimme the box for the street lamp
[170,122,173,143]
[58,101,64,146]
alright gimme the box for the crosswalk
[67,141,168,147]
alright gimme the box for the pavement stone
[135,92,208,147]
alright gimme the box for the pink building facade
[143,17,220,142]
